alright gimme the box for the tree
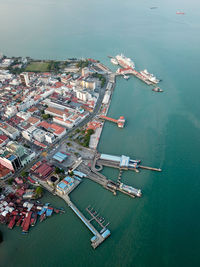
[69,171,74,177]
[55,167,62,174]
[21,171,28,177]
[35,186,43,197]
[42,114,50,120]
[7,178,14,185]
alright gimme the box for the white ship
[140,69,160,84]
[119,183,142,197]
[110,58,118,65]
[115,54,135,69]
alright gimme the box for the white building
[32,129,46,143]
[76,90,89,102]
[45,132,55,144]
[0,122,20,140]
[5,106,18,118]
[20,72,30,86]
[17,111,31,121]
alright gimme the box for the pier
[94,153,162,173]
[116,67,153,85]
[56,193,110,249]
[99,115,125,128]
[139,165,162,172]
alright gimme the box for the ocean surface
[0,0,200,266]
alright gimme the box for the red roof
[0,135,8,141]
[54,82,64,88]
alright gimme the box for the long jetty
[57,194,110,249]
[138,165,162,172]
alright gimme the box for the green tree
[42,114,50,120]
[21,171,28,177]
[55,167,61,174]
[35,186,43,197]
[7,178,14,185]
[69,171,74,177]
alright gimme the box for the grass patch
[25,61,51,72]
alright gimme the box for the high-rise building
[20,72,30,86]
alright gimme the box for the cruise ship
[115,54,135,69]
[140,69,160,84]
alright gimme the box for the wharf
[116,68,154,85]
[58,194,110,249]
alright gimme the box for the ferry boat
[110,58,118,65]
[140,69,160,84]
[152,87,163,92]
[115,54,135,69]
[119,183,142,197]
[176,11,185,15]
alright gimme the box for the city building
[0,122,20,140]
[20,72,30,87]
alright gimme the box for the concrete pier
[58,194,110,249]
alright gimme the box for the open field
[25,61,50,72]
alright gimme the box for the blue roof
[53,152,67,162]
[100,154,120,162]
[101,229,111,239]
[73,170,86,178]
[56,152,68,160]
[64,176,73,183]
[58,182,68,190]
[120,155,130,167]
[8,154,16,161]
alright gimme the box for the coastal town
[0,54,162,248]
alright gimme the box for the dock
[59,194,110,249]
[139,165,162,172]
[99,115,126,128]
[116,67,153,85]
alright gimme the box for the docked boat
[16,215,23,227]
[119,183,142,197]
[40,213,46,222]
[8,216,16,229]
[140,69,160,84]
[152,87,163,92]
[110,58,118,65]
[115,54,135,69]
[22,211,32,233]
[31,212,37,226]
[123,75,130,80]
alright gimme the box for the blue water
[0,0,200,266]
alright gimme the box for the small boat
[150,7,158,9]
[31,212,37,226]
[40,213,46,222]
[176,11,185,15]
[16,215,23,227]
[123,75,130,80]
[152,87,163,92]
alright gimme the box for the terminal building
[53,152,68,163]
[56,176,75,195]
[99,154,140,169]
